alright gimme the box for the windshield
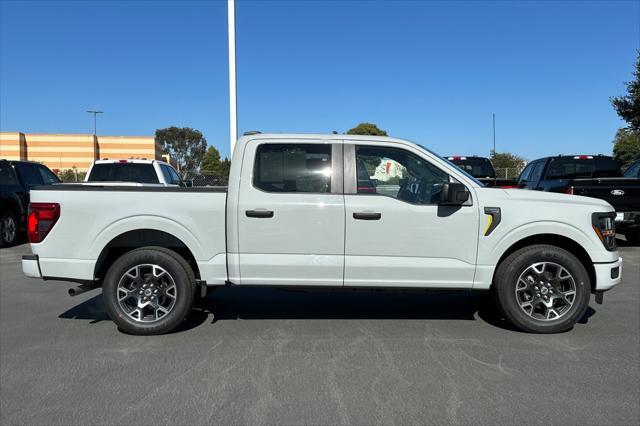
[446,157,495,179]
[87,163,160,184]
[415,144,484,186]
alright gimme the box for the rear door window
[254,144,331,193]
[88,163,160,184]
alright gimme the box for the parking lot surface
[0,243,638,425]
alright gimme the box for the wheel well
[94,229,201,282]
[1,198,20,217]
[494,234,596,293]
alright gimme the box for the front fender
[480,220,616,266]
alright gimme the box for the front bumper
[593,257,623,291]
[22,255,42,279]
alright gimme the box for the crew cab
[516,155,640,244]
[446,156,517,187]
[0,160,60,247]
[85,159,184,186]
[22,134,623,335]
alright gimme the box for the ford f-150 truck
[21,134,623,335]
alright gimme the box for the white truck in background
[22,134,622,335]
[85,159,184,186]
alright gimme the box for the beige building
[0,132,162,172]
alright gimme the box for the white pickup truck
[22,134,623,335]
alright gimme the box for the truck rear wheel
[493,245,591,333]
[103,247,196,335]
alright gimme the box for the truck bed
[28,184,229,284]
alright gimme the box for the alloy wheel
[515,261,577,321]
[117,264,177,323]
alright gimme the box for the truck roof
[237,133,413,144]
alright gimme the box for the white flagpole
[228,0,237,158]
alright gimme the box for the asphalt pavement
[0,243,638,425]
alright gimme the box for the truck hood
[479,187,614,211]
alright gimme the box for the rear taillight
[564,186,574,195]
[27,203,60,243]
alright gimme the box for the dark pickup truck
[516,155,640,244]
[446,156,517,187]
[0,160,60,247]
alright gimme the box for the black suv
[0,160,60,247]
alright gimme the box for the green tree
[346,122,388,136]
[490,151,527,176]
[611,51,640,131]
[200,145,232,185]
[200,146,221,172]
[57,168,86,182]
[155,127,207,173]
[216,158,232,185]
[612,128,640,168]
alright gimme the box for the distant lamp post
[86,110,104,136]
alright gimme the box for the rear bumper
[22,255,42,279]
[593,257,623,291]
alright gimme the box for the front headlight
[592,212,617,251]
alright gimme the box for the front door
[343,142,479,288]
[237,140,345,286]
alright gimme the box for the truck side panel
[28,188,228,284]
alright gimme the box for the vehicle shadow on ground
[58,287,596,334]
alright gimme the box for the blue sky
[1,0,638,159]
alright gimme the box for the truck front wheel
[103,247,196,335]
[493,245,591,333]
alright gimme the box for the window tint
[160,164,172,184]
[546,157,621,180]
[518,162,535,182]
[87,163,160,184]
[448,157,495,178]
[0,163,18,185]
[167,166,182,185]
[624,161,640,178]
[529,162,545,184]
[356,145,449,204]
[254,144,331,193]
[15,164,44,186]
[38,166,60,185]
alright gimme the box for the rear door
[236,139,345,286]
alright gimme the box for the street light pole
[228,0,237,158]
[86,110,104,136]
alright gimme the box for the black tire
[494,244,591,333]
[103,247,196,335]
[0,211,18,248]
[625,230,640,246]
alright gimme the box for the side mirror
[439,182,470,205]
[183,180,193,188]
